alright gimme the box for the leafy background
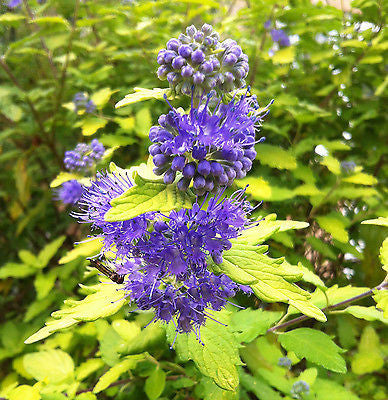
[0,0,387,399]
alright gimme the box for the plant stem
[267,281,387,333]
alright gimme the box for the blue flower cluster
[55,180,83,205]
[291,381,310,399]
[278,356,292,369]
[264,21,290,47]
[157,24,249,97]
[73,92,96,114]
[149,92,270,195]
[76,170,253,334]
[64,139,105,172]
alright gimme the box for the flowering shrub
[0,1,386,400]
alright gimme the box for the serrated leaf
[256,144,297,170]
[373,289,388,318]
[25,279,127,344]
[144,367,166,400]
[278,328,347,373]
[23,349,74,384]
[240,371,283,400]
[234,214,309,246]
[115,87,170,108]
[81,117,107,136]
[167,311,241,391]
[287,284,369,316]
[297,262,326,290]
[210,243,326,322]
[339,306,388,323]
[93,355,143,393]
[37,236,66,268]
[59,238,103,264]
[105,178,194,222]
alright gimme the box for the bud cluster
[73,92,96,114]
[149,92,269,195]
[157,24,249,97]
[64,139,105,172]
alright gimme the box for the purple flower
[340,161,356,174]
[278,357,292,369]
[270,29,290,47]
[264,20,271,29]
[73,92,96,114]
[291,381,310,399]
[79,185,253,336]
[157,24,249,97]
[74,170,153,257]
[64,139,105,172]
[55,180,83,205]
[7,0,22,8]
[149,91,271,194]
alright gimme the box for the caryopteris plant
[24,23,387,396]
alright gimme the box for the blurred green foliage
[0,0,387,399]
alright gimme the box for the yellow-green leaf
[59,237,103,264]
[81,117,107,136]
[256,144,297,170]
[115,87,170,108]
[50,172,81,188]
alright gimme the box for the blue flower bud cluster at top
[64,139,105,172]
[149,92,270,195]
[157,24,249,97]
[71,25,272,339]
[73,92,96,114]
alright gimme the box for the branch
[268,281,387,333]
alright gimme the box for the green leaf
[37,236,66,268]
[373,289,388,318]
[81,117,107,136]
[91,88,118,108]
[316,214,349,243]
[105,177,194,222]
[256,144,297,170]
[0,263,36,279]
[236,177,296,201]
[361,217,388,227]
[115,87,170,108]
[272,46,295,64]
[167,311,241,391]
[296,262,326,290]
[210,243,326,322]
[59,237,103,264]
[313,378,360,400]
[230,308,282,343]
[93,355,143,393]
[287,284,369,316]
[379,237,388,271]
[34,270,57,300]
[75,359,104,381]
[351,326,384,375]
[111,319,141,342]
[135,107,152,138]
[25,279,127,344]
[18,250,40,268]
[278,328,347,373]
[234,214,309,246]
[342,172,377,185]
[144,367,166,400]
[240,371,283,400]
[50,172,81,188]
[23,349,74,384]
[8,385,40,400]
[339,305,388,323]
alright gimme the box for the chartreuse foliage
[1,0,387,399]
